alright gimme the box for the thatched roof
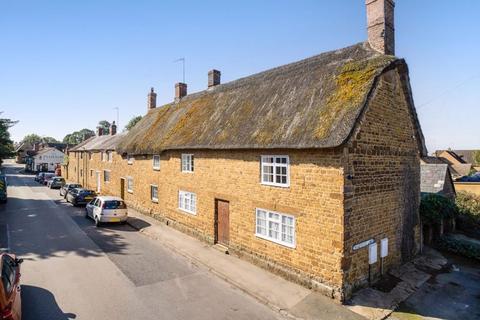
[70,133,126,152]
[117,42,420,155]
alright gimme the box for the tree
[0,114,17,163]
[20,133,42,146]
[98,120,111,135]
[473,150,480,166]
[20,134,60,146]
[62,128,95,145]
[124,116,142,131]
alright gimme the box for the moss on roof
[117,42,399,155]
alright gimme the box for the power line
[416,74,480,110]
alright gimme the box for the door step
[213,243,229,254]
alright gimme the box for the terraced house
[65,0,426,301]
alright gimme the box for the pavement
[1,161,285,320]
[125,203,365,320]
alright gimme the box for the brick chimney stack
[175,83,187,100]
[110,121,117,135]
[147,87,157,111]
[96,127,103,136]
[366,0,395,55]
[208,69,221,88]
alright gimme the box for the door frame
[214,199,230,246]
[96,171,101,193]
[120,178,125,199]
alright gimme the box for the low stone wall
[454,182,480,196]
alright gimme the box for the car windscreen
[69,184,81,189]
[103,200,126,209]
[79,190,95,196]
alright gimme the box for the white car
[85,196,128,227]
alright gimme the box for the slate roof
[117,42,424,155]
[70,133,126,152]
[420,163,453,195]
[452,150,477,165]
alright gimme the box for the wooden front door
[120,178,125,199]
[215,199,230,246]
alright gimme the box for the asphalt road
[0,161,282,320]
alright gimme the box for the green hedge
[437,234,480,260]
[420,194,458,226]
[456,191,480,239]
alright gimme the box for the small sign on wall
[368,242,378,264]
[381,238,388,258]
[353,238,375,251]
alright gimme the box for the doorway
[120,178,125,199]
[215,199,230,246]
[96,171,101,193]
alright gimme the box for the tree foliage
[124,116,142,131]
[20,134,59,145]
[420,194,458,226]
[98,120,111,135]
[473,150,480,166]
[63,128,95,145]
[0,115,17,163]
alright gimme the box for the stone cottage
[66,0,426,301]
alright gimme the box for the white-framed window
[107,151,113,162]
[260,155,290,187]
[178,190,196,214]
[103,170,110,182]
[255,208,295,248]
[153,155,160,170]
[127,155,134,165]
[181,154,194,172]
[127,177,133,193]
[150,185,158,202]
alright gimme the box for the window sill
[153,167,160,171]
[152,199,158,203]
[260,182,290,188]
[178,207,196,215]
[127,190,133,194]
[181,171,194,173]
[255,233,296,249]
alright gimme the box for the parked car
[66,188,96,206]
[0,175,7,204]
[34,172,46,183]
[0,253,23,320]
[42,173,56,186]
[85,196,128,227]
[59,183,82,198]
[47,177,65,189]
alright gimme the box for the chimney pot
[208,69,221,87]
[110,121,117,135]
[175,83,187,100]
[147,87,157,111]
[366,0,395,55]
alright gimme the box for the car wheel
[95,216,101,227]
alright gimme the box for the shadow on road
[22,285,76,320]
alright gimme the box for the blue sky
[0,0,478,152]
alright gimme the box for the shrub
[420,194,458,226]
[455,191,480,239]
[437,234,480,260]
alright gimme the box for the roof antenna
[174,57,186,83]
